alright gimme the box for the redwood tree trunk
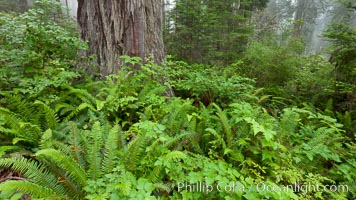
[293,0,307,37]
[77,0,165,76]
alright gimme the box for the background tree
[0,0,29,12]
[259,0,332,53]
[324,3,356,113]
[164,0,268,65]
[77,0,165,76]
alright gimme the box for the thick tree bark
[77,0,165,76]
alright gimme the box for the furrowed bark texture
[77,0,165,76]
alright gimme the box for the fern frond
[0,157,67,196]
[124,133,147,171]
[137,83,165,103]
[55,102,74,115]
[117,125,126,150]
[18,122,42,143]
[164,151,188,162]
[187,116,204,154]
[0,180,64,199]
[102,125,119,174]
[0,94,36,123]
[87,121,104,180]
[39,129,53,148]
[0,107,41,145]
[188,132,204,154]
[213,103,233,147]
[163,131,191,148]
[38,157,84,199]
[0,107,22,135]
[163,99,194,136]
[35,148,86,187]
[205,128,227,151]
[64,86,98,106]
[39,129,73,157]
[147,165,163,183]
[154,183,172,193]
[148,151,188,182]
[67,122,87,167]
[34,100,58,130]
[64,103,96,121]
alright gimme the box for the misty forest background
[0,0,355,199]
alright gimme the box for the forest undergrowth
[0,1,355,199]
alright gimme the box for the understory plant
[0,2,355,199]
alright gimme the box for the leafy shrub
[0,1,87,91]
[0,0,29,13]
[166,60,255,106]
[239,39,302,88]
[55,57,168,128]
[324,22,356,112]
[284,54,335,105]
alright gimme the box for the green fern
[147,165,163,184]
[39,129,73,157]
[0,107,25,137]
[86,121,104,180]
[0,93,36,123]
[147,151,188,183]
[0,107,42,145]
[64,102,96,121]
[212,103,233,147]
[0,120,124,199]
[162,131,188,147]
[36,148,87,187]
[55,86,103,122]
[34,100,58,130]
[0,96,59,149]
[205,128,227,153]
[102,125,120,174]
[62,86,98,106]
[161,99,195,136]
[123,133,147,171]
[164,150,188,162]
[186,115,204,154]
[0,180,62,199]
[0,156,69,197]
[66,122,87,167]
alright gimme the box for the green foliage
[1,68,354,199]
[324,22,356,111]
[0,2,355,199]
[166,60,255,106]
[0,121,122,199]
[0,94,58,151]
[0,1,86,91]
[285,55,335,105]
[239,37,336,108]
[164,0,268,65]
[55,57,167,127]
[240,38,302,88]
[0,0,29,12]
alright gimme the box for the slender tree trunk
[77,0,165,76]
[293,0,307,37]
[64,0,70,17]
